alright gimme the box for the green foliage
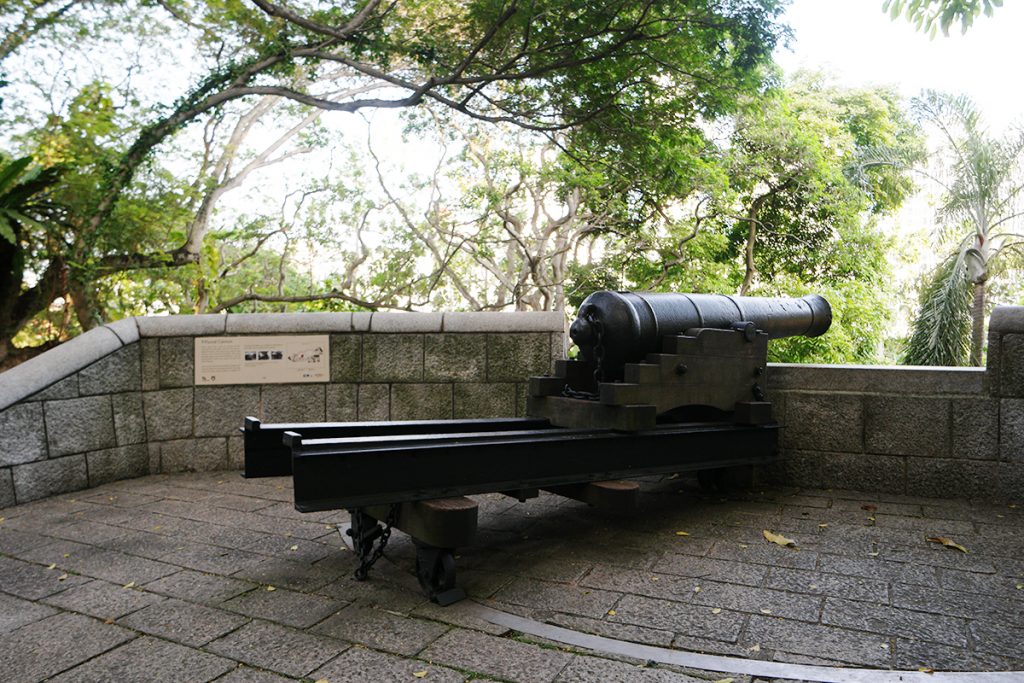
[570,75,920,363]
[883,0,1002,36]
[0,155,59,243]
[903,253,973,365]
[766,277,894,364]
[0,0,793,358]
[0,0,921,371]
[901,91,1024,365]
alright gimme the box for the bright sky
[775,0,1024,132]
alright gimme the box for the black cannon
[528,291,831,430]
[569,291,830,375]
[243,291,831,605]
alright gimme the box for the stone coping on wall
[0,311,565,412]
[768,363,986,395]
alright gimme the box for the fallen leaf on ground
[314,679,329,683]
[748,644,761,652]
[693,586,701,593]
[818,523,828,529]
[763,530,796,548]
[289,545,299,551]
[711,608,722,614]
[1015,583,1022,590]
[712,679,734,683]
[866,516,876,522]
[918,666,935,674]
[861,504,877,512]
[675,531,690,536]
[47,563,56,570]
[759,608,772,614]
[607,610,617,616]
[926,536,968,553]
[265,585,276,591]
[58,574,68,581]
[413,672,428,678]
[0,517,5,523]
[122,581,135,589]
[868,551,879,557]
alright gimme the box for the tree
[0,0,787,361]
[727,75,920,292]
[570,75,922,363]
[0,155,63,362]
[883,0,1003,36]
[903,91,1024,366]
[362,114,616,312]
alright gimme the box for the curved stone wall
[1,306,1021,506]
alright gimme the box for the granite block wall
[0,311,565,504]
[1,304,1022,506]
[767,305,1024,500]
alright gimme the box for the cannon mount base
[528,327,774,431]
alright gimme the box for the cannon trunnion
[243,291,831,605]
[528,291,832,430]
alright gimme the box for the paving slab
[205,620,349,678]
[0,592,58,633]
[118,597,250,646]
[1,472,1023,682]
[51,636,235,682]
[556,655,708,682]
[222,585,345,628]
[212,666,296,683]
[141,568,256,604]
[0,554,91,599]
[0,612,135,683]
[421,628,574,683]
[311,645,465,683]
[41,579,166,620]
[312,603,450,656]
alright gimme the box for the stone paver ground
[1,471,1022,682]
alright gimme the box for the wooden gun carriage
[242,291,831,605]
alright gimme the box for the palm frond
[903,251,973,366]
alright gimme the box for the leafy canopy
[883,0,1003,36]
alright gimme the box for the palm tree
[904,91,1024,366]
[0,155,63,362]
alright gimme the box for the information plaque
[194,335,330,385]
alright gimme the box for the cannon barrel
[569,291,831,375]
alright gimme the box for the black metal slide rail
[288,421,779,512]
[242,416,554,477]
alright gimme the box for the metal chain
[592,316,605,385]
[563,313,604,401]
[354,503,399,580]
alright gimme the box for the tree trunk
[69,275,105,331]
[969,280,986,366]
[740,195,766,296]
